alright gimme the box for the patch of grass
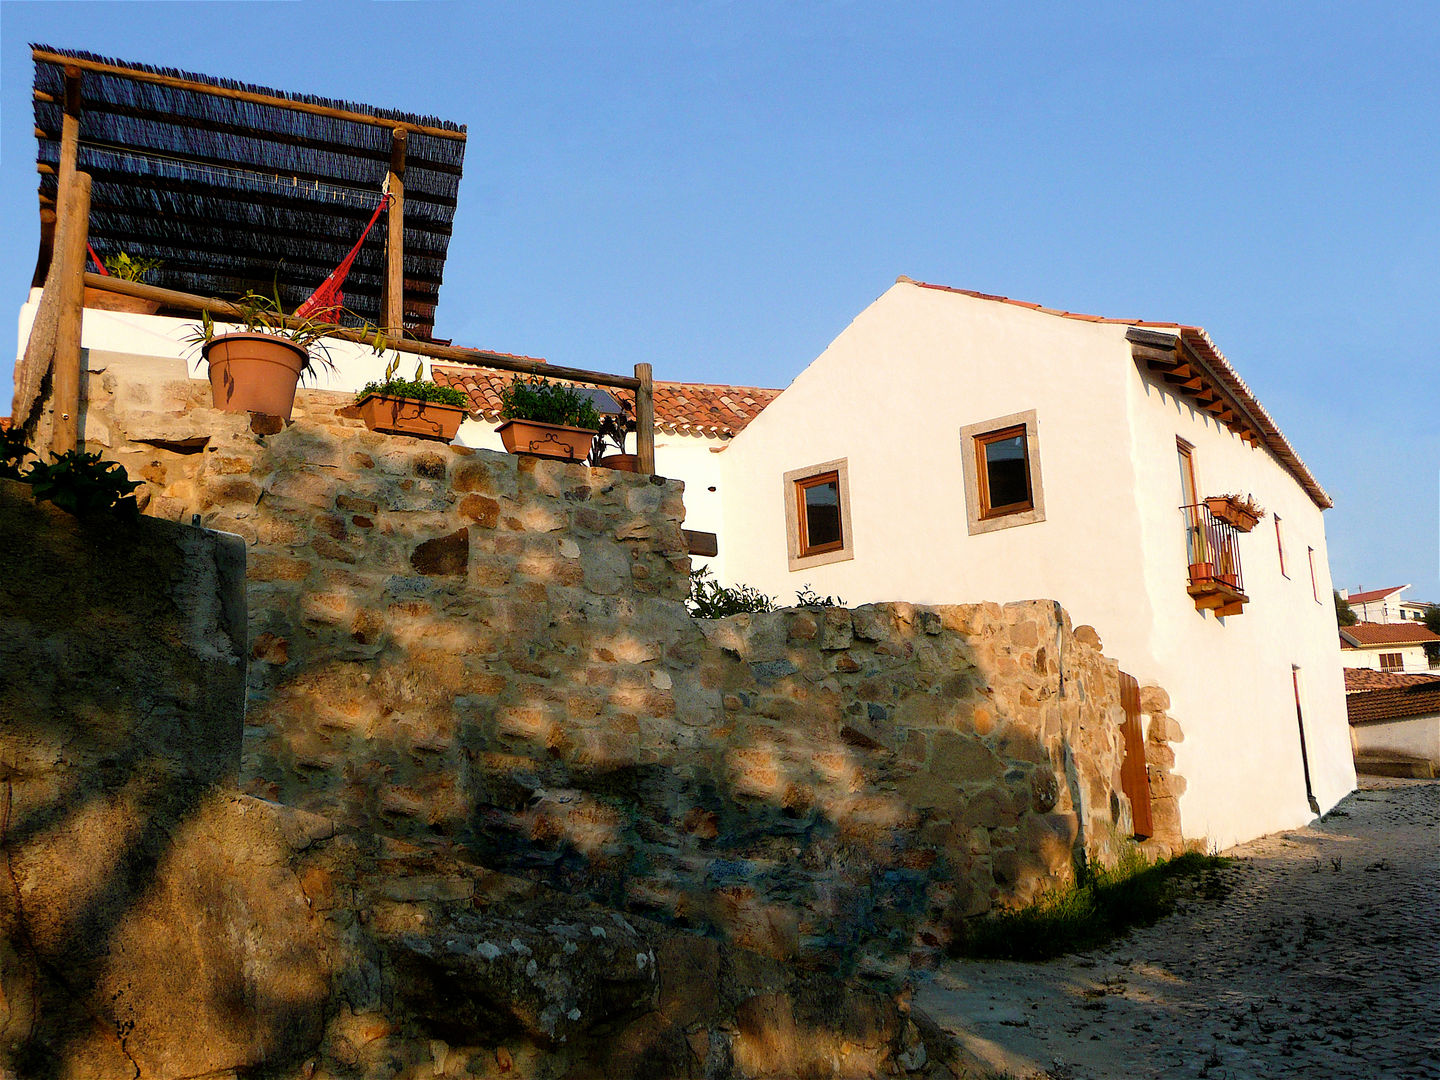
[949,848,1231,962]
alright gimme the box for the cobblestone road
[918,778,1439,1079]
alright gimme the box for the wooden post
[634,362,656,475]
[384,128,407,337]
[58,67,82,193]
[30,206,57,288]
[51,171,91,456]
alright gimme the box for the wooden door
[1118,672,1153,839]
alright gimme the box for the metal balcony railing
[1181,502,1246,598]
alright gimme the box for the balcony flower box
[1204,494,1263,533]
[496,376,602,463]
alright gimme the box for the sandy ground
[917,777,1440,1080]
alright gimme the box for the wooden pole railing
[384,128,406,336]
[51,172,91,455]
[78,274,658,471]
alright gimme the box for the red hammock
[295,193,392,322]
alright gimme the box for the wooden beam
[384,128,407,336]
[683,530,718,558]
[33,48,468,142]
[52,171,92,456]
[30,207,57,289]
[80,274,642,391]
[634,363,656,474]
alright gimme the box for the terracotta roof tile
[1344,669,1440,692]
[1345,586,1407,605]
[1346,681,1440,725]
[430,367,782,439]
[1340,623,1440,648]
[897,277,1333,510]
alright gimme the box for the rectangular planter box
[358,394,466,442]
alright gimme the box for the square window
[784,459,853,571]
[796,471,843,555]
[976,425,1033,516]
[961,410,1045,535]
[1379,652,1404,672]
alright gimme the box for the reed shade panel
[31,45,466,341]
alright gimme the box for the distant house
[1339,622,1440,674]
[1344,669,1440,777]
[1339,585,1433,624]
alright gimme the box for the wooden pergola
[17,47,655,473]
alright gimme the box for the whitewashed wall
[1340,643,1433,673]
[714,282,1353,848]
[1351,714,1440,765]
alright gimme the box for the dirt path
[917,778,1440,1079]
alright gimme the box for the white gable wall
[716,282,1353,848]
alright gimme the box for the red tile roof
[1346,680,1440,725]
[430,367,782,439]
[1344,669,1440,692]
[1340,622,1440,648]
[899,278,1333,510]
[1345,586,1407,605]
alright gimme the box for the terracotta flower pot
[1204,496,1260,533]
[203,332,308,419]
[83,287,161,315]
[598,453,640,472]
[358,394,466,442]
[496,419,598,462]
[1188,561,1214,585]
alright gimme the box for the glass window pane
[803,479,842,548]
[984,434,1029,509]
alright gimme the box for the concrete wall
[1351,714,1440,765]
[712,281,1353,847]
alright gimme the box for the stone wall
[45,361,1176,968]
[0,477,945,1080]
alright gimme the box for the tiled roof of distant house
[1346,585,1407,605]
[900,277,1332,510]
[431,366,783,439]
[1339,623,1440,648]
[1346,679,1440,725]
[1344,669,1440,692]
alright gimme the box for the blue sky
[2,2,1436,600]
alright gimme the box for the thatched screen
[32,45,467,340]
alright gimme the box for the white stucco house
[1344,669,1440,776]
[702,278,1353,847]
[1339,622,1440,674]
[1341,585,1412,624]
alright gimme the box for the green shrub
[0,426,31,481]
[498,376,601,430]
[795,584,845,608]
[949,849,1230,961]
[687,568,776,618]
[358,377,469,408]
[22,449,142,520]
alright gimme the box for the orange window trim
[795,471,844,557]
[975,424,1033,518]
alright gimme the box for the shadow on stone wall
[1,378,1166,1078]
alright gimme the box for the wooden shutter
[1118,672,1153,839]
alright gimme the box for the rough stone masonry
[42,361,1186,968]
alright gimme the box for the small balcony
[1181,503,1248,616]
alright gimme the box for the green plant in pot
[184,289,352,421]
[85,251,165,314]
[495,376,602,462]
[356,357,470,442]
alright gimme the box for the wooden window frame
[1379,652,1404,672]
[1275,514,1288,578]
[783,458,853,572]
[974,424,1034,518]
[794,470,844,557]
[1308,547,1320,603]
[961,410,1045,535]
